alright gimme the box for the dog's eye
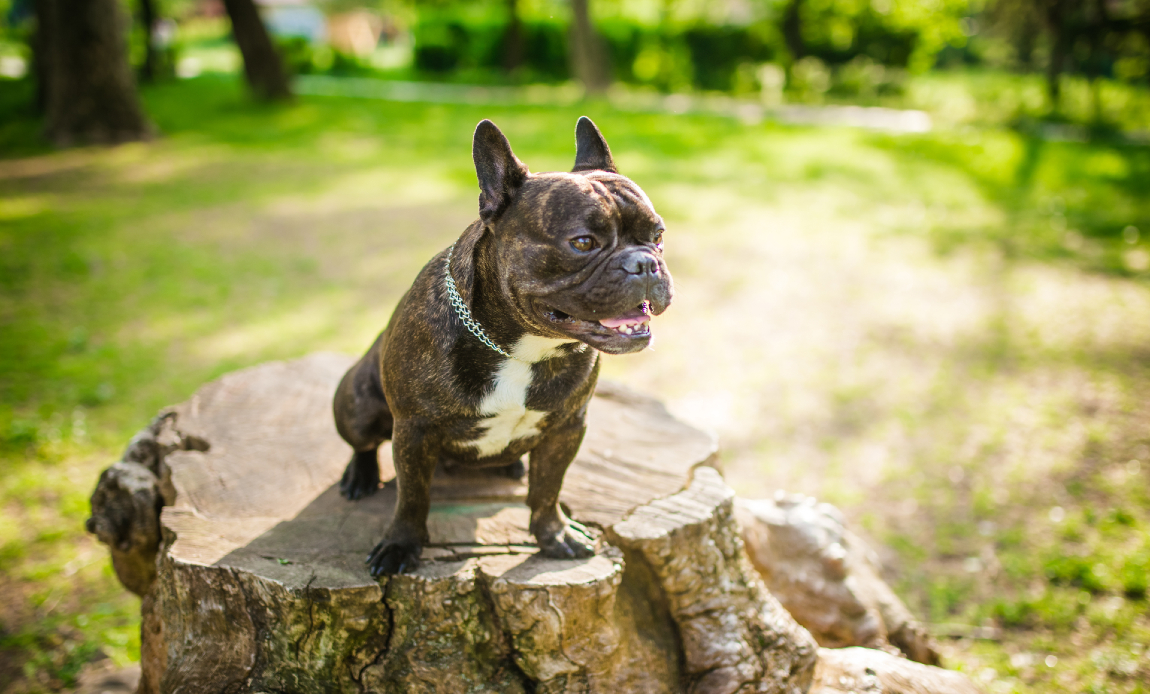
[653,230,664,249]
[570,236,597,252]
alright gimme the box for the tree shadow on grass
[869,129,1150,278]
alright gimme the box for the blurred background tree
[138,0,161,82]
[570,0,611,92]
[503,0,523,71]
[222,0,291,99]
[981,0,1150,115]
[31,0,152,145]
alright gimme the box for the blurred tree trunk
[34,0,152,145]
[782,0,805,60]
[1044,32,1068,110]
[503,0,524,72]
[1086,0,1106,122]
[222,0,291,101]
[1041,0,1073,110]
[986,0,1043,71]
[569,0,610,94]
[31,4,49,114]
[139,0,158,83]
[1014,22,1037,68]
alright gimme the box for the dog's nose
[623,252,659,276]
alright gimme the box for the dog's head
[470,117,673,355]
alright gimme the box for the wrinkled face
[492,171,673,355]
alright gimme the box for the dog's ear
[473,120,529,223]
[572,116,617,173]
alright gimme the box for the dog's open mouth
[595,304,651,336]
[543,300,652,344]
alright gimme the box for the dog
[332,117,673,576]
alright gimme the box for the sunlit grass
[1,74,1149,691]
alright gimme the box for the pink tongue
[599,313,650,329]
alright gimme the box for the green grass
[905,69,1150,134]
[1,72,1149,692]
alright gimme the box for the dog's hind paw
[340,451,381,501]
[499,459,526,480]
[366,538,420,577]
[537,520,596,560]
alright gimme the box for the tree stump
[736,495,940,665]
[121,353,818,693]
[809,648,983,694]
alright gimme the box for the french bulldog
[332,116,673,576]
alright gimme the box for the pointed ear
[572,116,617,173]
[473,120,529,223]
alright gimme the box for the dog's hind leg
[333,332,393,500]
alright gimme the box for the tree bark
[34,0,152,146]
[84,412,205,596]
[569,0,611,94]
[222,0,291,101]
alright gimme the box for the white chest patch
[466,334,574,457]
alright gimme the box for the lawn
[1,73,1149,692]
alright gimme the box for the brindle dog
[333,117,673,576]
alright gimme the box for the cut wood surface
[158,352,718,574]
[138,353,820,693]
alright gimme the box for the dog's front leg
[366,418,436,576]
[527,411,595,559]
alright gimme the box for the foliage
[389,0,1149,121]
[979,0,1150,111]
[412,12,569,81]
[276,35,318,76]
[402,0,969,91]
[782,0,946,71]
[879,0,975,72]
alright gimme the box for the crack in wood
[352,580,392,693]
[474,568,535,693]
[293,574,317,662]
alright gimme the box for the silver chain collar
[444,243,514,359]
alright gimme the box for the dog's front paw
[340,452,381,501]
[365,538,421,577]
[537,520,596,559]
